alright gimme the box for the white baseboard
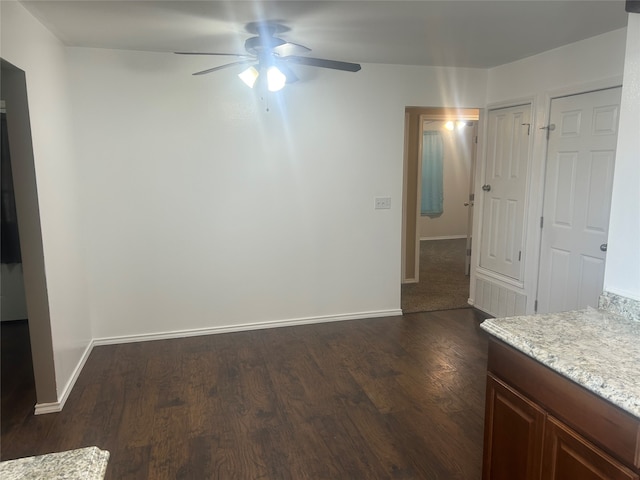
[34,341,94,415]
[34,401,62,415]
[93,309,403,346]
[420,235,467,241]
[35,309,402,414]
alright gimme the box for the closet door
[536,87,621,313]
[479,104,531,281]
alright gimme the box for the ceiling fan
[175,21,361,91]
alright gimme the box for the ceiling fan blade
[283,56,361,72]
[272,42,311,57]
[175,52,251,58]
[192,61,253,76]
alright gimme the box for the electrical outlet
[374,197,391,209]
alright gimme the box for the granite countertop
[480,306,640,420]
[0,446,109,480]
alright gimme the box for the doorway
[1,101,38,429]
[1,58,57,413]
[401,107,479,313]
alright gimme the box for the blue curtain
[421,130,444,217]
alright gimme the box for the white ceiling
[20,0,630,68]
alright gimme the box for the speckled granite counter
[0,446,109,480]
[480,306,640,420]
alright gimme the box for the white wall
[1,2,92,402]
[65,48,487,340]
[419,120,473,239]
[472,28,627,315]
[604,14,640,301]
[485,28,627,104]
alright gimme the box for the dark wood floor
[1,319,37,443]
[1,309,491,479]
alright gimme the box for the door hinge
[474,135,478,144]
[540,216,544,229]
[518,250,522,261]
[534,300,538,313]
[466,248,472,256]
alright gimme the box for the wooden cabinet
[483,375,544,480]
[542,416,638,480]
[482,339,640,480]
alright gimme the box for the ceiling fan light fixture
[238,66,259,88]
[266,66,286,92]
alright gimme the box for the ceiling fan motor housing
[245,36,286,56]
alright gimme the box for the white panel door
[479,104,531,280]
[537,87,621,314]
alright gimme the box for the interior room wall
[485,28,627,104]
[419,120,474,240]
[1,2,92,405]
[65,48,488,340]
[604,14,640,301]
[472,27,628,313]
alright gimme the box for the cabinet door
[542,416,639,480]
[483,374,545,480]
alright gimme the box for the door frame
[1,59,58,407]
[534,85,623,313]
[469,96,537,315]
[401,106,480,284]
[470,77,623,316]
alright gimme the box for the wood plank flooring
[1,309,490,479]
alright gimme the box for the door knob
[600,243,608,252]
[482,184,491,192]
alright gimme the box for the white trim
[485,96,535,113]
[475,267,525,290]
[34,341,94,415]
[93,309,403,346]
[34,401,62,415]
[419,235,467,241]
[545,76,623,103]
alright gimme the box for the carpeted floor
[401,238,470,313]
